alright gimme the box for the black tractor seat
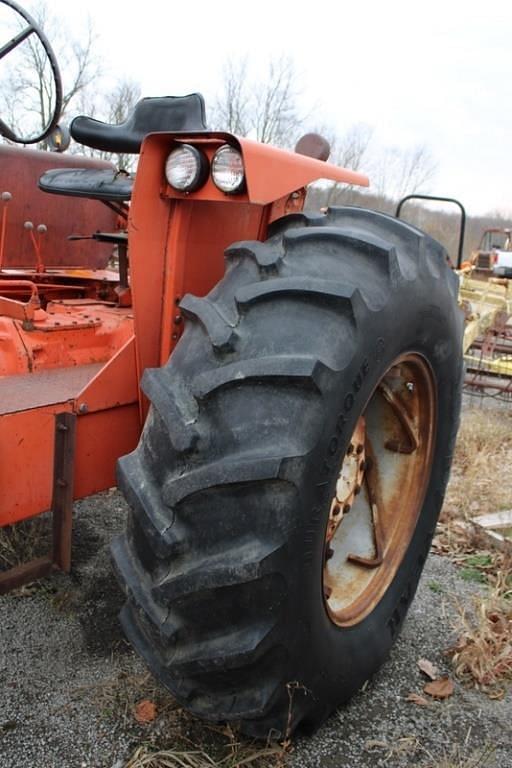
[39,168,134,202]
[71,93,207,154]
[38,94,208,205]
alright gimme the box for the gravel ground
[0,490,510,768]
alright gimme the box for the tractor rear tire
[112,207,463,738]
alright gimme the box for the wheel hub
[323,354,436,626]
[325,417,366,547]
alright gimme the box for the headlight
[211,145,245,194]
[165,145,209,192]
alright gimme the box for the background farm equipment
[471,227,512,277]
[462,225,512,400]
[397,195,512,401]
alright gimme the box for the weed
[464,554,493,568]
[459,568,487,584]
[447,582,512,697]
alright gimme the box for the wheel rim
[323,353,437,627]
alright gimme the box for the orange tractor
[0,0,463,738]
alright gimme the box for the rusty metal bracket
[0,411,76,594]
[51,412,76,571]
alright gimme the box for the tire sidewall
[290,279,462,716]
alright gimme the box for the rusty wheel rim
[323,353,437,627]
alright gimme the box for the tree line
[0,1,509,255]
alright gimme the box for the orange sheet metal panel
[0,403,69,525]
[0,336,139,526]
[74,404,140,499]
[144,132,369,206]
[75,336,138,414]
[0,403,140,526]
[129,134,268,385]
[0,304,133,376]
[238,135,369,204]
[0,145,118,269]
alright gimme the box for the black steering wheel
[0,0,63,143]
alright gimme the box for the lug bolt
[347,443,354,455]
[356,444,364,454]
[354,484,361,495]
[343,503,351,514]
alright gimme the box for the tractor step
[0,363,102,416]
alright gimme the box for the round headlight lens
[211,145,245,193]
[165,145,208,192]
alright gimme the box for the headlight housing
[211,144,245,194]
[165,145,209,192]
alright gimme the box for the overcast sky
[12,0,512,214]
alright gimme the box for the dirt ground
[1,406,511,768]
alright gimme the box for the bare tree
[313,123,373,206]
[329,123,373,171]
[370,143,437,200]
[72,78,142,171]
[255,58,303,146]
[211,56,304,147]
[212,58,251,136]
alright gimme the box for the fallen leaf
[417,658,438,680]
[133,699,157,724]
[423,677,454,699]
[406,692,431,707]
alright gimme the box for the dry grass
[364,736,421,763]
[0,515,50,570]
[63,667,286,768]
[446,579,512,698]
[442,408,512,523]
[435,406,512,590]
[62,667,178,724]
[125,750,218,768]
[124,742,285,768]
[420,743,495,768]
[437,408,512,698]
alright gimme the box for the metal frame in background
[396,194,466,269]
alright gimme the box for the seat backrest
[70,94,208,154]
